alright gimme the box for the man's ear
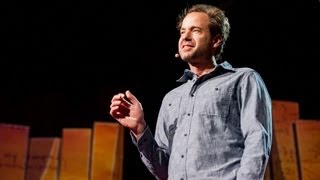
[212,34,222,48]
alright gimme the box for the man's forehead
[181,12,209,29]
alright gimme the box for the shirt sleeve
[237,70,273,180]
[130,124,170,180]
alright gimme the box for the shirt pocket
[167,96,182,122]
[198,86,233,118]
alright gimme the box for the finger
[120,95,132,107]
[110,106,125,119]
[111,93,124,102]
[110,106,119,116]
[113,112,126,119]
[111,94,131,109]
[110,99,123,108]
[110,104,130,117]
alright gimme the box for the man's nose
[181,31,191,40]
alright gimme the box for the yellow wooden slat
[295,120,320,180]
[271,100,300,180]
[263,163,271,180]
[91,122,123,180]
[59,128,92,180]
[112,124,124,180]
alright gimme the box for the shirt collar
[176,61,235,83]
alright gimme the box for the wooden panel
[0,123,30,180]
[112,123,124,180]
[26,137,60,180]
[271,100,300,180]
[91,122,123,180]
[263,163,271,180]
[295,120,320,180]
[59,128,92,180]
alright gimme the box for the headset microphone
[175,53,180,58]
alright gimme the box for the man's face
[178,12,213,64]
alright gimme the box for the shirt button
[181,178,184,180]
[181,155,184,158]
[184,133,187,136]
[191,94,194,97]
[187,113,190,116]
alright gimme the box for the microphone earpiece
[175,53,180,58]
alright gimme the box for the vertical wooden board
[295,120,320,180]
[263,162,271,180]
[271,100,300,180]
[59,128,92,180]
[91,122,120,180]
[26,137,60,180]
[112,125,124,180]
[0,123,30,180]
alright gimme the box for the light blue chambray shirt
[132,61,272,180]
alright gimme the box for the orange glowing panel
[59,128,92,180]
[113,123,124,180]
[91,122,124,180]
[0,123,30,180]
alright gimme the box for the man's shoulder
[234,67,256,73]
[220,61,258,72]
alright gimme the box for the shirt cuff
[130,125,152,147]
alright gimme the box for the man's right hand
[110,90,146,138]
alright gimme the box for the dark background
[1,0,319,179]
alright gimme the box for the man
[110,4,272,180]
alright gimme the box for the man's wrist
[132,123,147,140]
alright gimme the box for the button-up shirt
[132,61,272,180]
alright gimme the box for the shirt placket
[181,77,198,180]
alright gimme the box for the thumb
[125,90,138,104]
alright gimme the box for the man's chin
[180,54,194,62]
[180,53,191,59]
